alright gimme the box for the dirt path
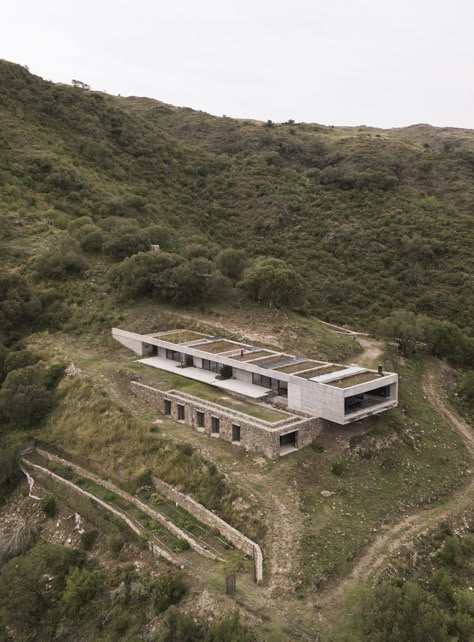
[357,337,384,366]
[316,362,474,627]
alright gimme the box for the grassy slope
[1,59,473,332]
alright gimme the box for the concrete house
[112,327,398,459]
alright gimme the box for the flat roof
[121,328,397,391]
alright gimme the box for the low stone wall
[152,475,264,584]
[130,381,322,460]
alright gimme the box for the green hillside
[1,59,473,333]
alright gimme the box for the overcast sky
[1,0,473,128]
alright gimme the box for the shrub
[62,566,100,610]
[239,257,307,308]
[44,362,66,390]
[160,606,202,642]
[0,365,53,427]
[3,350,39,375]
[153,572,187,613]
[80,530,98,551]
[35,242,87,279]
[216,248,247,281]
[109,534,124,556]
[103,230,150,261]
[175,538,191,552]
[331,461,347,476]
[40,495,57,518]
[207,609,257,641]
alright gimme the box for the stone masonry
[130,381,322,460]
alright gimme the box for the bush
[153,572,187,614]
[103,230,150,261]
[0,365,53,427]
[160,606,202,642]
[80,530,98,551]
[62,566,100,610]
[216,248,247,281]
[109,534,125,556]
[35,241,87,279]
[3,350,39,376]
[40,495,57,518]
[239,257,307,308]
[174,538,191,552]
[208,609,257,641]
[331,461,347,476]
[44,362,66,390]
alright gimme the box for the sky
[1,0,473,129]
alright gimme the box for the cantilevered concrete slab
[138,357,272,399]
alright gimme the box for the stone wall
[152,475,264,583]
[130,381,322,460]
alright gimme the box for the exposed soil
[314,361,474,629]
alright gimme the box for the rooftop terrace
[142,328,393,390]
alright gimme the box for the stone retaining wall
[130,381,322,460]
[152,475,264,583]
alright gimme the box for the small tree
[238,257,307,308]
[216,249,247,281]
[0,365,53,427]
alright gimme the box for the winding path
[316,362,474,626]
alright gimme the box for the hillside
[1,59,473,332]
[1,58,474,641]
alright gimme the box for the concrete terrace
[139,356,272,399]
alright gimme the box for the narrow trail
[315,362,474,627]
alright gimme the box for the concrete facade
[113,327,399,425]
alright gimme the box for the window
[252,374,282,390]
[211,416,220,434]
[164,400,171,415]
[232,424,241,442]
[177,404,185,420]
[196,411,205,428]
[202,359,220,373]
[166,349,181,362]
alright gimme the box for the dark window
[369,385,390,399]
[152,345,158,356]
[211,416,220,434]
[203,359,220,373]
[252,373,282,390]
[232,424,241,442]
[177,404,185,420]
[280,431,297,449]
[166,349,181,361]
[196,411,205,428]
[164,400,171,415]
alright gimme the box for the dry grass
[329,372,382,388]
[275,359,326,374]
[197,339,245,353]
[155,330,207,343]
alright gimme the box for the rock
[321,490,335,497]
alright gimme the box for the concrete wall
[130,381,321,460]
[112,328,399,424]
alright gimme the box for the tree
[238,257,307,308]
[0,542,83,635]
[216,249,247,281]
[379,309,423,356]
[108,251,184,298]
[356,581,449,642]
[62,567,100,610]
[0,365,53,427]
